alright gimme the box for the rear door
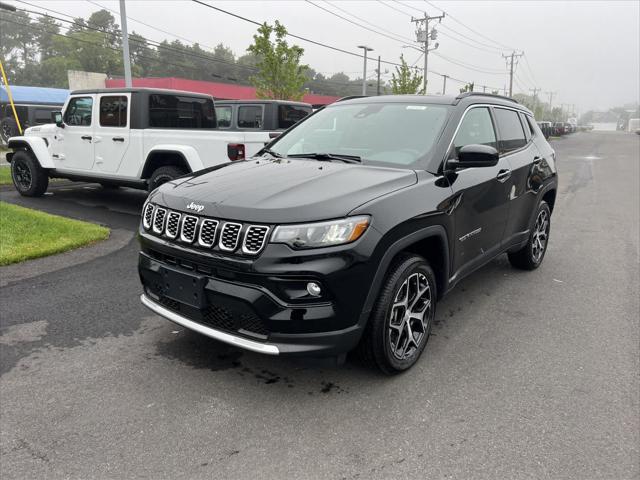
[60,95,95,171]
[500,111,545,240]
[449,106,512,279]
[93,93,130,173]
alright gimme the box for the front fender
[144,145,205,174]
[8,136,54,168]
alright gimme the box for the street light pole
[119,0,132,87]
[357,45,373,96]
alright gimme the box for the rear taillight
[227,143,245,161]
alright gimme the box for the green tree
[389,55,423,94]
[459,82,474,94]
[247,21,308,100]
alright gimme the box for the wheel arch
[7,137,54,168]
[358,225,450,326]
[141,147,203,179]
[542,187,556,213]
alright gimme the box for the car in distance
[138,92,558,374]
[5,88,287,196]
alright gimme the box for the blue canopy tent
[0,86,69,105]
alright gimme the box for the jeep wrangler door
[94,94,131,173]
[448,106,511,279]
[60,95,95,171]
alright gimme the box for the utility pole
[502,51,523,97]
[482,85,487,93]
[441,74,448,95]
[545,91,555,118]
[529,87,541,116]
[119,0,132,87]
[357,45,373,96]
[411,11,445,94]
[376,56,381,95]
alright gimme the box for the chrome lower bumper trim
[140,294,280,355]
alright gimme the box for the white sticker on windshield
[406,105,427,110]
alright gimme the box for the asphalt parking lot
[0,131,638,479]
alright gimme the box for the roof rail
[455,92,519,104]
[335,95,368,103]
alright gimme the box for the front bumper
[138,232,378,356]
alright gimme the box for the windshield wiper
[287,153,362,164]
[261,148,286,159]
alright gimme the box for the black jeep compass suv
[138,93,557,374]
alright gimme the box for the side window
[452,107,497,157]
[494,108,527,153]
[278,104,311,129]
[149,94,215,129]
[64,97,93,126]
[34,109,53,124]
[519,112,532,141]
[237,105,263,129]
[215,106,232,128]
[99,96,128,128]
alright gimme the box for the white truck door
[60,95,95,171]
[93,93,131,173]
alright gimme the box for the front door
[448,106,512,280]
[60,95,95,171]
[93,94,131,173]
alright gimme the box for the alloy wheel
[13,160,32,190]
[388,272,432,360]
[531,209,549,263]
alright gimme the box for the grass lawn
[0,166,10,185]
[0,202,110,266]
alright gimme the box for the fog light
[306,282,322,297]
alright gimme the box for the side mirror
[448,144,499,169]
[52,111,64,127]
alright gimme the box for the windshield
[268,102,450,168]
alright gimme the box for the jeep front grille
[165,212,181,239]
[143,203,154,229]
[198,219,218,247]
[242,226,270,254]
[180,215,198,243]
[143,204,269,256]
[219,223,242,251]
[152,207,167,234]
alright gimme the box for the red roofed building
[105,77,339,106]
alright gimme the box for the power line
[433,52,505,75]
[422,0,518,51]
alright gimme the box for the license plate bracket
[160,265,207,309]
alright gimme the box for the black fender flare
[357,225,450,326]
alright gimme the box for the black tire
[357,253,437,375]
[1,117,18,145]
[10,150,49,197]
[148,165,186,192]
[508,200,551,270]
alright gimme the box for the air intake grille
[153,207,167,234]
[243,226,270,254]
[142,204,269,256]
[143,203,154,229]
[165,212,181,239]
[198,219,218,247]
[219,223,242,251]
[180,215,198,243]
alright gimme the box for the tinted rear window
[237,105,263,129]
[278,104,311,129]
[494,108,526,153]
[149,94,215,129]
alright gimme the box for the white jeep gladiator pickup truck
[6,88,310,196]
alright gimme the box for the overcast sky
[27,0,640,112]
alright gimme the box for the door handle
[81,135,92,141]
[496,169,511,182]
[112,137,125,142]
[533,156,542,165]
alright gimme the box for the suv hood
[150,158,418,224]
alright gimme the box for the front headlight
[271,216,370,249]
